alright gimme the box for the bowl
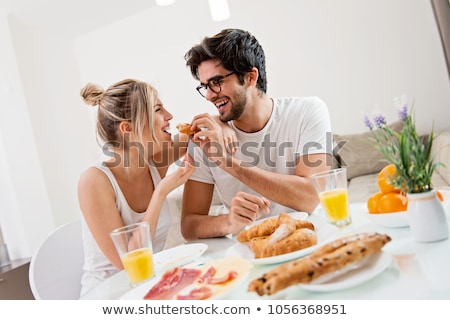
[363,206,409,228]
[362,189,450,228]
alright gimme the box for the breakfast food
[249,228,317,258]
[176,123,200,135]
[237,212,317,258]
[143,255,251,300]
[237,212,314,242]
[248,232,391,296]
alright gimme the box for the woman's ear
[118,121,132,134]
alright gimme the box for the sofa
[333,126,450,203]
[164,128,450,249]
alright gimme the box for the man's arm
[180,180,270,240]
[221,153,332,213]
[180,180,229,240]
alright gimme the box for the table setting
[81,189,450,300]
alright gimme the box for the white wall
[0,0,449,259]
[0,11,54,260]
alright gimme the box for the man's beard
[219,90,246,122]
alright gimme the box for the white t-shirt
[188,96,332,216]
[80,162,171,296]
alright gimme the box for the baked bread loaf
[176,123,200,135]
[248,232,391,296]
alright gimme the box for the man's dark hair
[185,28,267,95]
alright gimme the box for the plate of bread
[226,212,339,265]
[248,232,392,296]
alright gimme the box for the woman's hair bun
[80,82,105,106]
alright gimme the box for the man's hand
[226,192,271,234]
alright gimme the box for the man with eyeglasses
[180,28,332,240]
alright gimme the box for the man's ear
[246,67,259,86]
[118,121,132,134]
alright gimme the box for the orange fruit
[437,190,444,202]
[377,164,401,194]
[367,191,384,214]
[377,192,408,213]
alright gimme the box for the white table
[80,202,450,300]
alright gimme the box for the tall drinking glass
[110,221,155,288]
[311,168,352,230]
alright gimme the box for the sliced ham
[197,266,216,283]
[207,271,239,284]
[143,267,202,300]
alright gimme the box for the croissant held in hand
[176,123,201,135]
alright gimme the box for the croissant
[176,123,200,135]
[237,212,314,242]
[249,228,318,258]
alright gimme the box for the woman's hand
[158,155,195,195]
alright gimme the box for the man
[181,28,332,240]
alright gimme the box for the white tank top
[80,162,171,296]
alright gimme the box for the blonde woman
[78,79,233,295]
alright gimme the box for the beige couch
[334,128,450,203]
[164,129,450,249]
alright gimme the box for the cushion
[431,131,450,185]
[333,120,403,180]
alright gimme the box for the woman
[78,79,233,296]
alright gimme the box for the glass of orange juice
[311,168,352,230]
[110,222,155,287]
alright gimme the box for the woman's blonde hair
[80,79,159,149]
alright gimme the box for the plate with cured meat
[120,255,252,300]
[226,212,339,265]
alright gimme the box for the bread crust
[249,228,318,258]
[176,123,200,135]
[237,212,314,242]
[248,232,391,296]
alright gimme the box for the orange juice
[121,248,154,285]
[319,188,350,223]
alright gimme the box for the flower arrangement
[363,98,443,194]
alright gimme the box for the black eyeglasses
[196,72,235,98]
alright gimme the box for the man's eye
[210,79,221,87]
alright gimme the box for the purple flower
[373,114,387,129]
[397,103,408,121]
[363,115,373,130]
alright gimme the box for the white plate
[363,206,409,228]
[153,243,207,272]
[298,251,392,292]
[120,255,252,300]
[226,212,339,265]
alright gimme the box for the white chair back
[29,219,84,299]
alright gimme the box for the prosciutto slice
[177,286,213,300]
[144,267,202,300]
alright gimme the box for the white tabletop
[81,202,450,300]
